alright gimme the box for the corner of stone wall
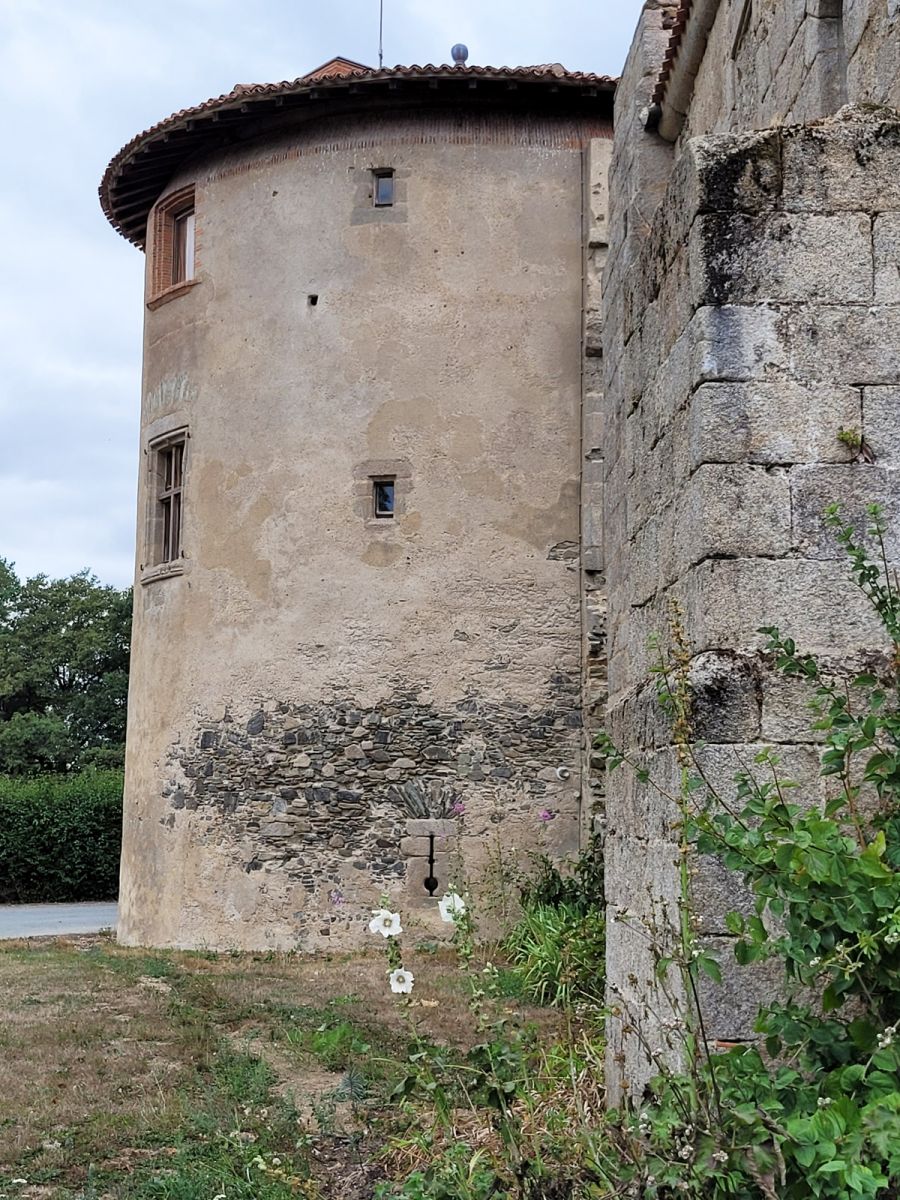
[582,135,612,844]
[603,104,900,1104]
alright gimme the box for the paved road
[0,902,118,939]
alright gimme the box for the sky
[0,0,645,589]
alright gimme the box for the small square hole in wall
[373,169,395,207]
[308,294,318,306]
[373,478,395,518]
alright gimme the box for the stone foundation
[145,680,581,948]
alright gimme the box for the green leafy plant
[595,502,900,1198]
[505,903,605,1009]
[0,561,131,774]
[520,836,605,917]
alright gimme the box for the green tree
[0,561,131,774]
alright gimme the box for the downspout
[656,0,724,142]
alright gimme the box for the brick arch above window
[148,185,199,308]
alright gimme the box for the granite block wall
[602,92,900,1100]
[683,0,898,141]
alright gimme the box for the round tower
[101,56,615,949]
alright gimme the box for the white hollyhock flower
[438,892,466,923]
[389,967,414,994]
[369,908,402,938]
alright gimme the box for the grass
[0,936,559,1199]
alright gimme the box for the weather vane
[379,0,384,68]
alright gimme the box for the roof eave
[100,66,617,248]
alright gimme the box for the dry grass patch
[0,936,559,1199]
[0,938,190,1172]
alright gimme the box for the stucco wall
[120,109,607,951]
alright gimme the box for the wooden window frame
[149,185,198,307]
[145,428,189,577]
[372,476,396,519]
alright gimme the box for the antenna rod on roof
[378,0,384,68]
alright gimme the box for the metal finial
[451,43,469,66]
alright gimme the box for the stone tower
[100,57,614,949]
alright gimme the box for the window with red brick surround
[149,185,197,305]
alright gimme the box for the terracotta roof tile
[303,56,373,81]
[100,61,616,247]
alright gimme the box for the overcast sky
[0,0,644,589]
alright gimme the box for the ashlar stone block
[791,464,900,560]
[587,137,612,248]
[863,387,900,468]
[677,557,888,660]
[405,854,451,905]
[679,127,784,217]
[691,304,789,384]
[784,304,900,385]
[761,670,826,742]
[696,936,785,1041]
[688,380,861,467]
[689,651,763,744]
[691,212,873,305]
[605,913,684,1106]
[781,113,900,213]
[674,463,794,571]
[874,213,900,302]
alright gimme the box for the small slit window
[373,170,395,207]
[373,478,395,519]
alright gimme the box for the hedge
[0,770,122,903]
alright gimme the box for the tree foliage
[0,559,131,774]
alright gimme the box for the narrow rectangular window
[373,478,395,518]
[373,170,395,207]
[153,435,187,564]
[172,209,195,285]
[149,185,197,303]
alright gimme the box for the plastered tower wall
[603,1,900,1102]
[119,103,611,951]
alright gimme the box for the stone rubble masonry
[602,4,900,1103]
[581,136,613,841]
[159,682,581,949]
